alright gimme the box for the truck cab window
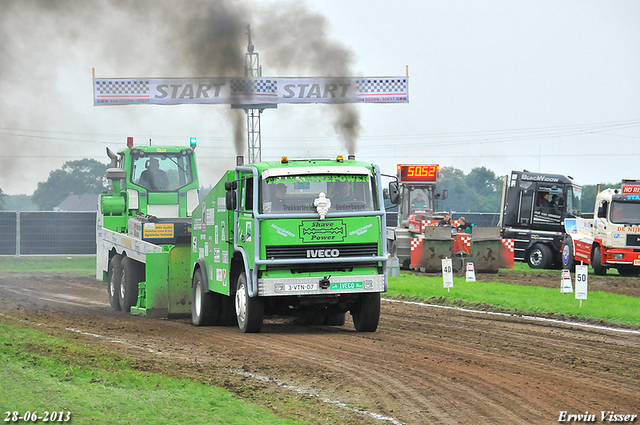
[261,174,375,214]
[132,153,193,192]
[409,188,430,213]
[610,200,640,225]
[565,185,581,217]
[244,177,254,211]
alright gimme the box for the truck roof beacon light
[127,137,134,148]
[189,137,197,149]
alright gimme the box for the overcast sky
[1,0,639,195]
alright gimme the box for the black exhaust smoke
[0,0,361,190]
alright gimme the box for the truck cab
[502,170,582,268]
[562,180,640,275]
[100,142,200,232]
[190,155,388,332]
[97,139,200,316]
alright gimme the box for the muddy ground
[0,271,638,425]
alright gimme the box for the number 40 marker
[442,258,454,291]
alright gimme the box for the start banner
[93,77,408,106]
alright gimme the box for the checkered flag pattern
[410,236,424,251]
[95,80,149,95]
[356,78,407,94]
[461,235,471,249]
[230,79,277,94]
[501,239,515,252]
[421,220,440,231]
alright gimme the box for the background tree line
[1,159,109,211]
[0,160,628,213]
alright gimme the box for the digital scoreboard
[397,164,439,183]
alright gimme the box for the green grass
[0,322,305,425]
[0,256,95,274]
[387,273,640,327]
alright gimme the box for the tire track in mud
[1,273,639,425]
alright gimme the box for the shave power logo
[299,220,346,243]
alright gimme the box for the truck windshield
[132,153,193,192]
[610,201,640,225]
[409,188,431,214]
[566,185,582,217]
[261,174,375,214]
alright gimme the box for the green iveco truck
[98,140,388,333]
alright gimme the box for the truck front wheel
[561,239,575,271]
[351,293,380,332]
[119,256,143,313]
[591,246,606,275]
[107,254,122,311]
[234,272,264,333]
[527,244,552,269]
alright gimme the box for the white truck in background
[562,179,640,275]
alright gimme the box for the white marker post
[465,262,476,282]
[575,264,588,307]
[561,269,573,294]
[442,258,454,292]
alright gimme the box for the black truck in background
[501,170,583,269]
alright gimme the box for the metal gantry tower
[245,25,262,164]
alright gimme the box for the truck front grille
[266,243,378,259]
[626,234,640,247]
[264,243,379,273]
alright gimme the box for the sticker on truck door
[245,221,252,242]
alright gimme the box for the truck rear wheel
[527,244,552,269]
[592,246,606,275]
[192,268,219,326]
[234,272,264,333]
[107,254,122,311]
[561,239,575,271]
[119,256,143,313]
[351,293,380,332]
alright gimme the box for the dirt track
[1,272,639,425]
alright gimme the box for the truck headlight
[614,254,624,260]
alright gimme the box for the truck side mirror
[388,181,399,205]
[106,168,126,180]
[225,180,238,210]
[226,191,236,210]
[597,203,606,218]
